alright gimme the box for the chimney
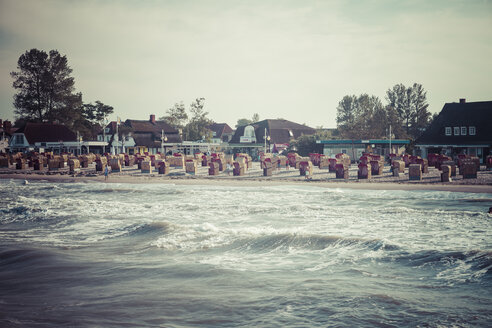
[150,114,156,123]
[3,120,12,133]
[459,98,466,104]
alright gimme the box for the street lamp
[264,127,270,153]
[161,129,168,154]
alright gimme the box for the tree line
[336,83,434,140]
[10,48,257,142]
[11,48,435,145]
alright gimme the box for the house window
[460,127,467,135]
[288,130,294,137]
[104,127,110,133]
[453,127,460,136]
[445,127,451,136]
[97,135,103,141]
[15,135,24,144]
[469,126,476,135]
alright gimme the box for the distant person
[104,165,109,181]
[226,163,232,176]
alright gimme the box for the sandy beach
[2,162,492,194]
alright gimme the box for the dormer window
[15,135,24,144]
[453,127,460,136]
[469,126,476,135]
[460,127,467,135]
[445,127,451,136]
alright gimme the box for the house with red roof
[9,122,107,154]
[207,123,234,144]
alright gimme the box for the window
[461,127,467,135]
[445,127,451,136]
[454,127,460,136]
[104,127,110,133]
[15,135,24,144]
[97,135,103,141]
[288,129,294,137]
[469,126,476,135]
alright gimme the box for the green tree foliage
[236,113,260,128]
[81,101,114,139]
[336,94,391,139]
[386,83,431,138]
[184,98,213,141]
[236,118,252,128]
[159,102,188,130]
[11,49,83,127]
[289,135,321,156]
[336,83,432,141]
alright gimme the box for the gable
[417,101,492,145]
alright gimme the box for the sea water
[0,179,491,327]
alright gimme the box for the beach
[2,161,492,194]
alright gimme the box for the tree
[11,49,82,126]
[290,135,322,156]
[184,98,212,141]
[386,83,431,139]
[335,95,358,138]
[336,94,386,139]
[81,100,114,139]
[160,102,188,130]
[251,113,260,123]
[236,118,252,128]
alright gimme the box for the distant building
[0,120,14,153]
[9,122,76,153]
[229,119,316,155]
[207,123,234,143]
[9,122,106,154]
[99,114,182,155]
[415,99,492,163]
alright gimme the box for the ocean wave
[0,248,53,267]
[151,223,400,255]
[392,249,492,283]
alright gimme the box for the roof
[416,101,492,146]
[208,123,233,138]
[15,123,77,144]
[125,119,179,135]
[120,119,182,146]
[230,119,316,144]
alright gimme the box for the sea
[0,179,491,327]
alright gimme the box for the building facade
[316,139,410,160]
[415,99,491,163]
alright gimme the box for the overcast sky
[1,0,491,128]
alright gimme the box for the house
[9,122,107,154]
[9,122,78,153]
[316,139,410,160]
[229,119,316,156]
[415,99,492,163]
[207,123,234,144]
[99,114,182,155]
[0,120,14,153]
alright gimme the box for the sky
[0,0,491,129]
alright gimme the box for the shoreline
[2,172,492,194]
